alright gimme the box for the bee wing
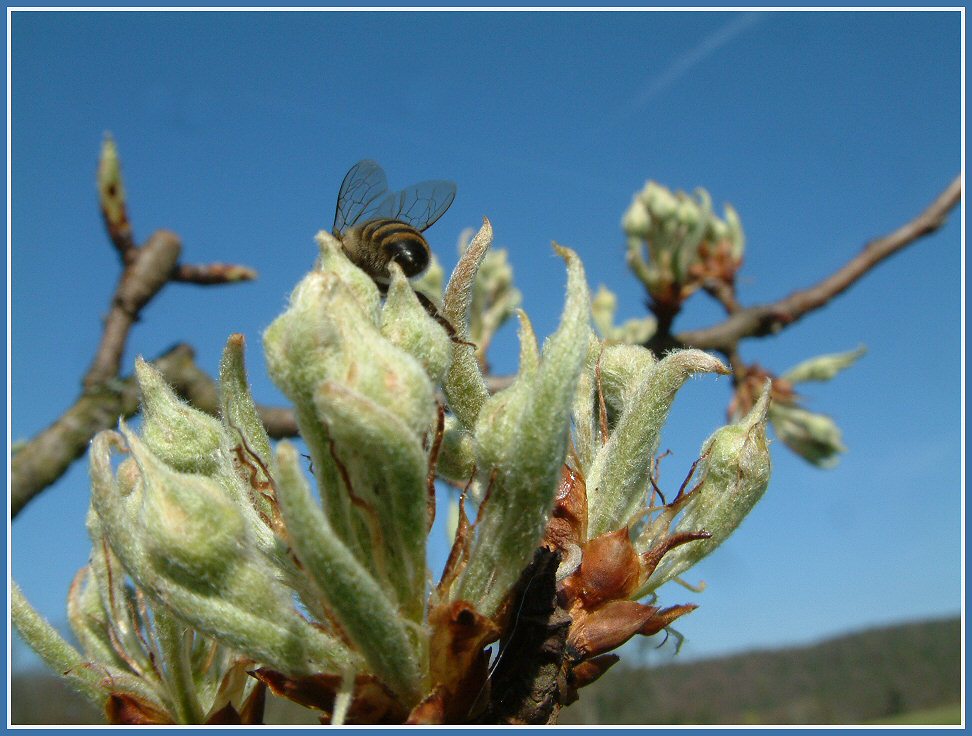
[332,160,390,234]
[371,179,457,232]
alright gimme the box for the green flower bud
[116,457,141,497]
[68,463,291,723]
[724,203,745,261]
[596,342,658,419]
[89,429,353,678]
[136,357,225,475]
[621,199,651,238]
[591,285,657,345]
[265,259,436,441]
[643,383,772,593]
[769,403,846,468]
[643,181,677,219]
[591,285,618,337]
[676,197,700,227]
[269,235,449,606]
[125,426,246,590]
[780,345,866,384]
[617,316,657,345]
[436,415,476,484]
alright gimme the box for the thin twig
[83,230,183,389]
[670,176,962,354]
[173,262,259,284]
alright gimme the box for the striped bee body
[339,217,431,282]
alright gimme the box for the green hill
[560,616,962,725]
[11,616,961,725]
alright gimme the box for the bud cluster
[622,181,744,306]
[15,218,773,725]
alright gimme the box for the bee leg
[412,290,477,348]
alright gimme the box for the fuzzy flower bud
[264,238,437,622]
[137,357,224,475]
[88,428,353,679]
[643,382,772,593]
[591,285,657,346]
[769,403,846,468]
[381,262,453,385]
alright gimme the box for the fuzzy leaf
[442,218,493,428]
[218,334,273,470]
[780,345,866,384]
[456,245,591,615]
[587,350,729,537]
[274,441,423,705]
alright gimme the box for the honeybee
[332,159,456,284]
[332,159,468,342]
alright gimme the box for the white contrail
[630,12,766,109]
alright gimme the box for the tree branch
[83,230,183,389]
[13,138,262,518]
[14,345,204,517]
[670,176,961,353]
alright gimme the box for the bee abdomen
[362,218,430,278]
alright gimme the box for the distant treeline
[560,616,961,725]
[11,616,961,725]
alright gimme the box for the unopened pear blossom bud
[621,199,651,238]
[381,262,453,385]
[644,384,772,592]
[126,428,245,589]
[769,403,846,468]
[136,357,224,475]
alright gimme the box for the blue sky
[10,9,962,674]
